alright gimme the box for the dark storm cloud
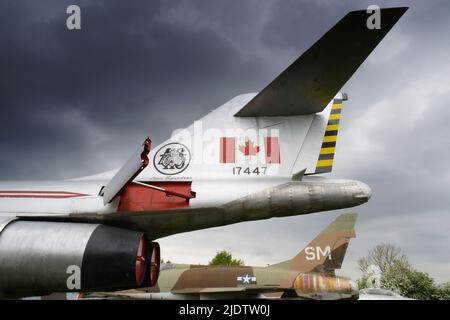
[0,0,264,179]
[1,1,449,282]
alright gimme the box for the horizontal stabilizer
[235,7,408,117]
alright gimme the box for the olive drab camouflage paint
[91,214,358,300]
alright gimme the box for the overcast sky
[1,0,449,283]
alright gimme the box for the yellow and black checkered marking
[314,99,342,174]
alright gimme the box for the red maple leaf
[239,140,260,156]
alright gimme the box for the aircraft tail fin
[269,213,357,273]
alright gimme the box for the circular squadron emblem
[153,143,191,175]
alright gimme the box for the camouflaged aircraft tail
[269,213,357,274]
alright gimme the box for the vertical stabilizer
[270,213,357,274]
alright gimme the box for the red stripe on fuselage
[0,191,88,199]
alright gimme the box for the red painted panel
[220,137,236,163]
[264,137,281,164]
[118,182,193,211]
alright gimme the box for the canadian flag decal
[220,137,280,164]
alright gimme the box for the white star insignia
[237,274,257,284]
